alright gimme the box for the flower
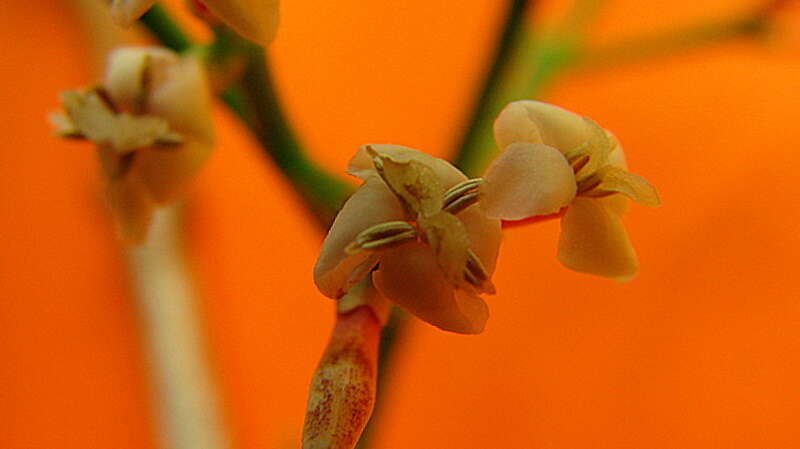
[109,0,279,45]
[52,46,214,243]
[480,100,660,281]
[313,145,502,334]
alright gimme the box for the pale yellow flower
[481,100,660,281]
[314,145,502,334]
[53,46,214,243]
[110,0,279,45]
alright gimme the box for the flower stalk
[125,205,229,449]
[303,280,388,449]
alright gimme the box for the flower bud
[303,282,387,449]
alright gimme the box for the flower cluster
[52,47,214,243]
[314,101,659,334]
[314,145,501,334]
[482,100,660,281]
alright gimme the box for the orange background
[2,0,800,448]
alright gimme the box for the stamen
[576,174,602,195]
[345,221,417,255]
[570,154,590,174]
[462,249,496,294]
[444,191,479,215]
[153,131,185,148]
[90,87,119,113]
[134,54,153,115]
[442,178,483,214]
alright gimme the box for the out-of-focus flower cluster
[52,47,214,243]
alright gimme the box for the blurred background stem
[225,36,350,227]
[452,0,781,176]
[72,4,232,449]
[453,0,535,175]
[125,205,229,449]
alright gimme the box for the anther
[345,221,417,255]
[463,249,496,294]
[443,178,483,214]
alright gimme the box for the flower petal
[557,198,639,281]
[481,142,577,220]
[606,134,627,169]
[110,0,155,27]
[494,100,592,153]
[314,177,405,298]
[147,54,215,144]
[373,243,489,334]
[457,205,502,275]
[59,90,118,144]
[202,0,280,45]
[134,140,213,203]
[418,211,470,285]
[374,152,445,217]
[592,166,661,207]
[105,47,178,113]
[347,145,466,188]
[570,118,614,180]
[598,194,629,216]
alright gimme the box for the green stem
[453,0,533,174]
[573,12,771,70]
[453,0,608,176]
[126,205,230,449]
[138,9,350,228]
[233,41,350,227]
[140,4,192,52]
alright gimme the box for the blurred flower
[110,0,279,45]
[52,46,214,243]
[481,100,659,281]
[314,145,502,334]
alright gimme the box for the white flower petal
[373,243,489,334]
[104,47,177,113]
[557,197,639,281]
[314,177,405,298]
[597,194,629,216]
[481,142,576,220]
[147,54,215,144]
[457,205,502,275]
[347,145,466,188]
[202,0,280,45]
[606,134,627,169]
[494,100,592,153]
